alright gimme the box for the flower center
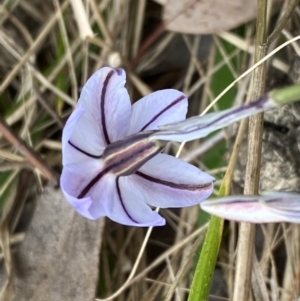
[102,132,165,176]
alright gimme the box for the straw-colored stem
[233,1,268,300]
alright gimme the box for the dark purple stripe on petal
[101,70,115,145]
[103,132,154,154]
[136,171,212,191]
[140,95,186,131]
[116,177,138,223]
[68,140,102,159]
[103,133,163,176]
[158,95,271,141]
[78,167,110,199]
[177,94,270,136]
[199,94,269,131]
[78,150,156,199]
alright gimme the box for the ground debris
[0,185,104,301]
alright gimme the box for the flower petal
[64,68,131,163]
[61,162,165,226]
[62,103,104,166]
[60,159,105,219]
[200,192,300,224]
[127,90,187,135]
[151,94,275,142]
[120,153,214,208]
[88,175,165,226]
[99,68,132,142]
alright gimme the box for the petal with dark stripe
[119,153,214,208]
[60,159,106,219]
[99,68,132,143]
[88,175,165,226]
[201,192,300,224]
[127,90,187,135]
[62,160,165,226]
[62,104,104,166]
[62,68,131,166]
[151,95,274,142]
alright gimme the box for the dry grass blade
[0,163,32,172]
[164,234,205,301]
[0,116,57,181]
[96,225,208,301]
[54,0,78,102]
[0,0,69,93]
[87,0,112,44]
[0,222,14,301]
[132,0,146,56]
[252,254,270,301]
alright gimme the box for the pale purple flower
[200,192,300,223]
[61,67,215,227]
[61,66,300,227]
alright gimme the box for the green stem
[187,181,230,301]
[187,216,223,301]
[187,101,250,301]
[272,84,300,105]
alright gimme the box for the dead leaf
[0,184,105,301]
[164,0,257,34]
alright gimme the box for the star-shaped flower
[61,67,215,227]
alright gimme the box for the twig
[233,1,268,300]
[0,115,58,182]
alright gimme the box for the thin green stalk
[187,115,249,301]
[187,216,223,301]
[186,67,300,301]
